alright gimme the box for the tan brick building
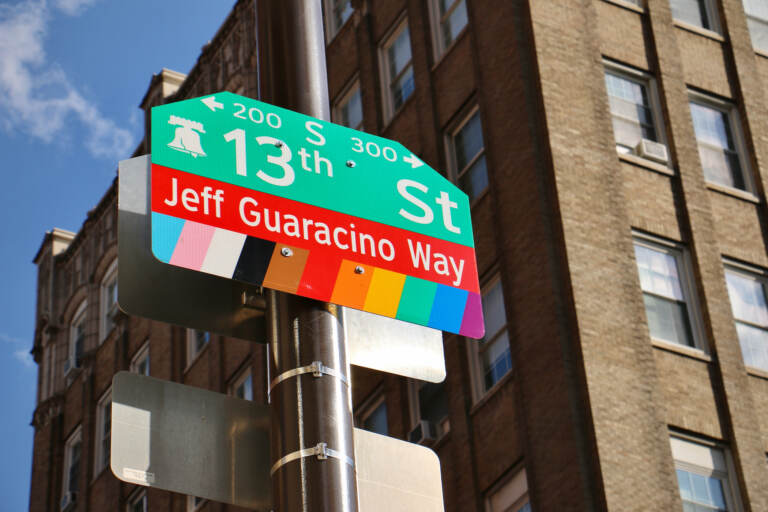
[28,0,768,510]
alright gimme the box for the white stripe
[200,229,247,277]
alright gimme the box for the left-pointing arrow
[201,96,224,112]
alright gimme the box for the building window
[130,340,150,376]
[187,496,206,511]
[186,329,210,367]
[61,427,82,510]
[66,301,87,375]
[429,0,468,58]
[604,64,666,160]
[471,277,512,397]
[689,94,750,191]
[324,0,353,41]
[670,0,719,32]
[671,436,741,511]
[94,389,111,476]
[633,234,703,349]
[486,468,530,512]
[230,367,253,401]
[449,108,489,201]
[380,18,415,122]
[743,0,768,54]
[356,393,388,436]
[100,259,118,342]
[127,490,147,512]
[409,380,450,444]
[333,79,363,131]
[724,263,768,372]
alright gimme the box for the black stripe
[232,236,275,285]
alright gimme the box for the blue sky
[0,1,235,508]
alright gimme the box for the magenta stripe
[169,220,217,270]
[459,292,485,339]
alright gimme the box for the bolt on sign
[150,92,484,338]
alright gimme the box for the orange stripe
[331,260,374,310]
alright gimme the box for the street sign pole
[256,1,358,510]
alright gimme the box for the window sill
[184,342,210,374]
[430,28,469,72]
[470,369,514,416]
[382,94,417,134]
[705,181,760,203]
[746,366,768,381]
[673,20,724,42]
[651,339,712,362]
[755,48,768,60]
[618,152,675,176]
[600,0,643,14]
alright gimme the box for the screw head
[275,140,284,148]
[354,266,365,274]
[281,247,293,257]
[346,160,356,168]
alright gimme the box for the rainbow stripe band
[151,212,485,338]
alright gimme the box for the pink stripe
[459,292,485,339]
[169,221,216,270]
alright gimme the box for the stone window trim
[130,339,150,376]
[603,59,669,165]
[93,387,112,478]
[669,0,722,35]
[126,489,147,512]
[67,300,88,375]
[185,329,211,370]
[601,0,645,13]
[99,258,118,344]
[331,75,363,131]
[427,0,469,62]
[632,231,709,352]
[378,14,415,125]
[670,432,744,512]
[61,425,82,505]
[688,89,754,194]
[445,103,490,205]
[187,495,206,512]
[485,466,530,512]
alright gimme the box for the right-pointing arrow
[403,153,423,169]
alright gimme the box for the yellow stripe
[363,268,406,318]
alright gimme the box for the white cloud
[0,333,34,369]
[54,0,99,16]
[0,0,133,160]
[14,349,35,368]
[0,332,25,345]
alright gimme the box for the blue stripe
[428,284,468,334]
[151,212,185,263]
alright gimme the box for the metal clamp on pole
[268,360,348,393]
[270,442,355,476]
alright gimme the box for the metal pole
[256,1,357,511]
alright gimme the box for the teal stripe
[151,212,185,263]
[396,277,438,326]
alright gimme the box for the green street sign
[150,92,484,338]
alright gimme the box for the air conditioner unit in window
[60,491,77,511]
[635,138,669,164]
[408,420,437,445]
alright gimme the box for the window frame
[229,366,254,401]
[126,489,147,512]
[187,495,206,512]
[93,387,112,477]
[743,0,768,55]
[688,90,753,193]
[671,434,743,512]
[62,426,82,504]
[186,329,211,368]
[355,389,389,436]
[603,60,668,162]
[68,301,88,373]
[632,232,707,352]
[378,16,415,124]
[446,105,490,203]
[323,0,354,42]
[332,76,363,131]
[99,259,118,343]
[485,467,530,512]
[408,379,450,441]
[670,0,721,34]
[468,273,512,401]
[427,0,469,60]
[723,259,768,373]
[130,339,150,376]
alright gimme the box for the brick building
[27,0,768,511]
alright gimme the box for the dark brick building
[28,0,768,511]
